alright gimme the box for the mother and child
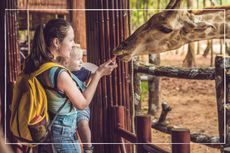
[23,18,117,153]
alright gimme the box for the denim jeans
[39,112,81,153]
[51,112,81,153]
[76,107,90,124]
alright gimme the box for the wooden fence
[85,0,133,152]
[120,56,230,153]
[112,106,191,153]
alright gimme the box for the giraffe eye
[158,24,173,33]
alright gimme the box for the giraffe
[113,0,230,61]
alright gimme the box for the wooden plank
[135,64,215,80]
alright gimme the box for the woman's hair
[24,18,71,74]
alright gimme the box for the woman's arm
[57,59,117,110]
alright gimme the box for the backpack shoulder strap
[31,62,66,78]
[39,67,66,98]
[71,74,86,92]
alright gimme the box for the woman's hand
[96,58,118,77]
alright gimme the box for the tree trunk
[143,0,149,22]
[147,0,161,115]
[183,42,196,67]
[183,0,196,67]
[220,39,223,55]
[203,40,211,57]
[226,42,230,56]
[210,40,214,66]
[203,0,207,7]
[197,42,200,55]
[148,54,160,115]
[196,0,200,55]
[136,0,139,24]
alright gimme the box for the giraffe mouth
[113,49,132,62]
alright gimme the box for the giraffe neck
[186,8,230,41]
[157,9,230,53]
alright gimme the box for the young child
[56,44,95,153]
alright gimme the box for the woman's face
[59,26,75,58]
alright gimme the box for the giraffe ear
[193,22,216,31]
[165,0,182,9]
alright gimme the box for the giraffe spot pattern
[214,16,223,22]
[203,15,213,21]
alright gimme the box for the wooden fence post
[224,56,230,152]
[136,115,151,153]
[171,128,190,153]
[111,106,126,153]
[116,106,126,153]
[116,106,125,129]
[215,56,225,144]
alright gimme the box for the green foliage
[129,0,230,32]
[129,0,173,32]
[140,81,149,101]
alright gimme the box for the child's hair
[68,44,84,71]
[56,56,69,67]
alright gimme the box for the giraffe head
[113,1,215,61]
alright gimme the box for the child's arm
[85,56,116,86]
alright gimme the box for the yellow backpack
[10,62,67,145]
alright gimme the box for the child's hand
[96,59,118,77]
[111,56,116,62]
[111,56,117,65]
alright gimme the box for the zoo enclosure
[119,55,229,152]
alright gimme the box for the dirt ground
[141,53,220,153]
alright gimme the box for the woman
[24,18,117,153]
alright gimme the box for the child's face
[68,47,83,70]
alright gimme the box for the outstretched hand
[96,57,118,77]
